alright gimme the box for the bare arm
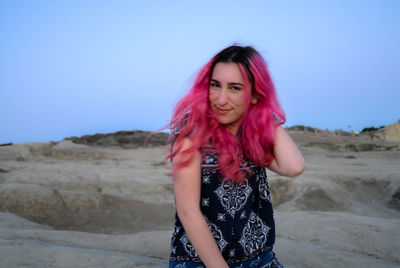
[267,126,306,177]
[173,138,229,268]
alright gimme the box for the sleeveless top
[169,145,276,265]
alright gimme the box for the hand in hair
[267,126,306,177]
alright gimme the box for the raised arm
[172,137,229,268]
[267,126,306,177]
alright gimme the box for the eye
[210,82,220,88]
[230,86,241,91]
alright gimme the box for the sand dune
[0,130,399,267]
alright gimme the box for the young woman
[167,45,305,268]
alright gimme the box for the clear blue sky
[1,0,399,144]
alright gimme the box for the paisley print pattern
[171,223,181,255]
[259,172,272,203]
[239,212,270,255]
[208,220,228,252]
[180,234,198,258]
[179,218,228,258]
[215,180,252,217]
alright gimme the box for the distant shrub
[361,126,385,133]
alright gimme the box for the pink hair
[167,45,285,183]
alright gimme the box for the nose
[216,89,228,106]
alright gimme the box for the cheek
[233,94,247,107]
[208,91,217,102]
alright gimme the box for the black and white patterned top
[169,145,275,265]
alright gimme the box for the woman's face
[209,62,257,135]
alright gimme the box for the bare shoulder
[179,136,194,151]
[172,136,202,175]
[172,136,199,164]
[172,137,202,211]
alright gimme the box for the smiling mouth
[215,107,232,114]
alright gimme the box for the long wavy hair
[167,45,285,182]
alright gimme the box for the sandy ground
[0,132,399,267]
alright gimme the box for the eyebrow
[210,79,244,87]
